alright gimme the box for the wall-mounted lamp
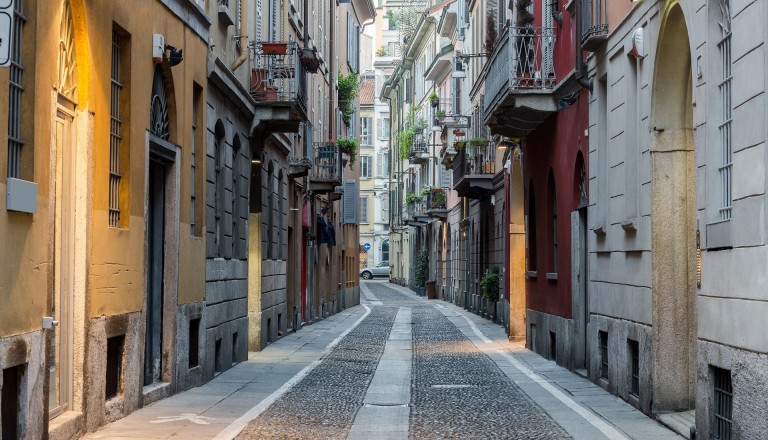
[165,44,184,67]
[452,52,487,79]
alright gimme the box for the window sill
[545,272,558,281]
[526,271,538,279]
[705,219,732,250]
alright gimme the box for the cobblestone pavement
[236,306,397,440]
[238,282,569,439]
[410,306,569,439]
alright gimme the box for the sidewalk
[82,306,369,440]
[84,283,681,440]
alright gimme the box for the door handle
[43,317,59,329]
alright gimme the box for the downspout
[574,0,592,92]
[230,0,249,71]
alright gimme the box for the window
[387,42,398,57]
[382,194,389,221]
[599,331,608,381]
[360,196,369,223]
[628,339,639,397]
[2,364,24,439]
[360,156,372,179]
[717,3,732,221]
[377,117,390,139]
[549,331,557,360]
[7,0,25,179]
[188,318,200,368]
[377,152,389,176]
[711,366,732,440]
[527,184,537,272]
[105,335,124,400]
[548,171,558,273]
[191,83,203,236]
[109,29,128,228]
[232,136,242,258]
[214,122,226,257]
[360,117,372,146]
[382,240,390,262]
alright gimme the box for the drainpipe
[230,0,249,71]
[574,0,592,92]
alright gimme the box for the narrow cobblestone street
[83,281,681,440]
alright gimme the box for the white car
[360,262,390,280]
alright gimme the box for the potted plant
[429,91,440,107]
[376,45,387,57]
[414,250,429,295]
[337,137,358,169]
[301,56,320,73]
[435,109,446,117]
[262,42,288,55]
[453,139,466,151]
[468,137,488,147]
[431,188,446,208]
[480,267,501,319]
[338,69,360,125]
[405,191,420,207]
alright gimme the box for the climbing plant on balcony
[338,69,359,125]
[337,137,358,169]
[399,128,414,160]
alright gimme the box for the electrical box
[152,34,165,63]
[7,177,37,213]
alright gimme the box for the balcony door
[542,0,554,79]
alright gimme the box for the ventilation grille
[2,365,23,440]
[599,331,608,380]
[629,339,639,397]
[105,335,124,400]
[712,366,733,440]
[189,318,200,368]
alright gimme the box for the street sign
[0,0,14,67]
[363,243,371,251]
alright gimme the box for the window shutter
[343,179,358,224]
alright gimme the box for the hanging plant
[429,91,439,107]
[337,137,358,169]
[405,191,420,207]
[338,69,360,125]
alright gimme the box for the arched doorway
[650,2,696,413]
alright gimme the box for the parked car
[360,261,390,279]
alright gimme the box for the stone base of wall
[588,314,652,414]
[696,340,768,440]
[0,330,45,440]
[85,312,143,432]
[205,316,248,380]
[526,309,573,369]
[174,302,204,391]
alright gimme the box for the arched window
[266,161,274,259]
[277,171,284,260]
[527,182,537,272]
[548,170,557,273]
[382,239,390,263]
[214,121,226,257]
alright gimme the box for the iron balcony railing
[452,141,496,183]
[407,200,427,220]
[410,135,429,157]
[309,141,341,182]
[581,0,609,51]
[481,26,556,118]
[249,41,307,114]
[425,188,447,211]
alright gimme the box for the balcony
[249,41,308,133]
[308,142,341,193]
[452,141,496,199]
[581,0,609,52]
[481,26,559,138]
[409,135,430,165]
[404,200,430,226]
[425,188,448,219]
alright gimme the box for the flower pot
[262,42,288,55]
